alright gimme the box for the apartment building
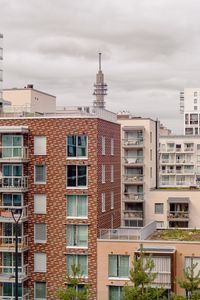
[180,88,200,135]
[97,223,200,300]
[0,109,121,299]
[117,113,158,228]
[3,85,56,114]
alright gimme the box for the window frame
[67,254,88,277]
[67,135,88,159]
[66,195,88,219]
[34,136,47,156]
[34,223,47,244]
[111,191,114,209]
[34,165,46,184]
[67,165,88,189]
[102,193,106,212]
[155,203,164,214]
[34,282,46,300]
[34,253,47,273]
[66,224,88,248]
[108,255,130,279]
[102,136,106,155]
[111,138,114,156]
[34,194,46,214]
[111,165,114,182]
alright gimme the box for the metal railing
[0,295,29,300]
[168,211,189,219]
[123,193,144,201]
[123,210,143,219]
[123,157,144,164]
[161,159,174,164]
[0,264,28,279]
[0,235,28,249]
[123,139,143,146]
[0,147,28,160]
[123,175,143,183]
[0,206,28,221]
[99,228,140,240]
[0,177,28,190]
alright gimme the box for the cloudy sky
[1,0,200,133]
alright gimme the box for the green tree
[173,258,200,300]
[123,245,167,300]
[57,264,89,300]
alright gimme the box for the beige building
[97,224,200,300]
[117,113,158,227]
[3,84,56,114]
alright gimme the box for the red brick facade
[0,117,121,300]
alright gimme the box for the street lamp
[11,208,22,300]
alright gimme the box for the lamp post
[11,208,22,300]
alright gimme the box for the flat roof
[3,88,56,98]
[149,229,200,241]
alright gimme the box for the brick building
[0,110,121,299]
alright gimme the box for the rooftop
[149,229,200,241]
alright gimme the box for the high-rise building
[0,109,121,299]
[0,34,3,107]
[93,53,107,109]
[180,88,200,135]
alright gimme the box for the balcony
[0,295,29,300]
[0,147,29,162]
[123,138,143,148]
[123,193,144,202]
[184,148,194,152]
[0,265,28,282]
[168,211,189,221]
[123,210,143,219]
[176,159,194,165]
[123,174,143,184]
[0,206,28,222]
[123,157,144,165]
[0,177,28,192]
[0,235,28,252]
[160,170,175,174]
[160,159,175,164]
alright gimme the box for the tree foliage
[57,263,89,300]
[123,244,167,300]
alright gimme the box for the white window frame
[67,165,88,189]
[34,194,46,214]
[111,191,114,209]
[111,165,114,182]
[67,254,88,278]
[34,165,46,184]
[66,195,88,219]
[67,224,88,249]
[102,165,105,183]
[111,138,114,156]
[34,136,46,156]
[102,136,106,155]
[34,282,46,300]
[102,193,105,212]
[34,224,47,244]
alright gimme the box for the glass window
[109,255,129,278]
[155,203,164,214]
[111,191,114,209]
[3,194,22,207]
[102,136,106,155]
[35,165,46,184]
[102,193,105,212]
[67,225,88,247]
[2,135,23,158]
[185,257,200,277]
[34,194,46,214]
[3,283,22,298]
[111,138,114,155]
[190,114,198,124]
[3,165,22,177]
[35,282,46,299]
[102,165,105,183]
[67,255,88,276]
[111,165,114,182]
[67,166,87,187]
[34,224,46,243]
[34,136,46,155]
[67,135,87,157]
[109,286,124,300]
[67,195,87,218]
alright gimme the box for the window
[150,149,152,161]
[34,224,46,243]
[150,167,152,178]
[67,195,87,218]
[194,98,198,104]
[35,165,46,184]
[2,135,23,158]
[35,282,46,299]
[3,164,22,177]
[102,136,105,155]
[109,286,124,300]
[111,165,114,182]
[111,138,114,155]
[194,91,198,97]
[67,135,87,158]
[150,132,152,143]
[67,225,88,247]
[102,165,105,183]
[109,255,129,278]
[194,106,198,111]
[34,253,46,272]
[67,166,87,188]
[155,203,164,214]
[111,191,114,209]
[67,255,88,277]
[102,193,105,212]
[34,136,46,155]
[3,193,22,206]
[3,283,22,298]
[185,257,200,277]
[34,194,46,214]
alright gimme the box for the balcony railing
[168,211,189,220]
[184,148,194,152]
[0,235,28,250]
[123,139,143,147]
[0,206,28,222]
[160,181,175,186]
[124,157,144,164]
[0,147,28,161]
[0,295,29,300]
[160,170,175,174]
[123,210,143,219]
[123,193,144,201]
[123,175,143,183]
[176,159,194,164]
[0,177,28,191]
[0,264,28,281]
[161,159,174,164]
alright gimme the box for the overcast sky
[1,0,200,133]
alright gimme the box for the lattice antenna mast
[93,53,107,109]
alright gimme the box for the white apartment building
[0,34,3,104]
[117,113,158,227]
[180,88,200,135]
